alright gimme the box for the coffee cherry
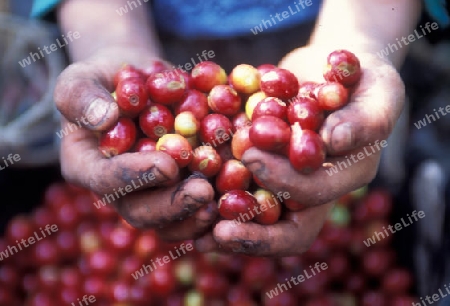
[139,104,175,140]
[289,123,325,174]
[99,118,137,158]
[260,68,299,100]
[146,70,186,105]
[218,190,258,221]
[229,64,260,94]
[191,61,227,92]
[323,49,362,87]
[115,78,148,117]
[156,134,193,168]
[208,85,242,116]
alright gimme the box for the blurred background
[0,0,449,305]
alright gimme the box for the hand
[54,47,218,240]
[196,46,405,256]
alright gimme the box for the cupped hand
[54,47,217,239]
[196,46,405,256]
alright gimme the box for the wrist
[58,0,161,62]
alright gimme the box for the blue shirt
[31,0,321,38]
[31,0,450,37]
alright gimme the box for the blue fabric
[424,0,450,27]
[30,0,60,18]
[31,0,321,37]
[152,0,321,38]
[30,0,450,34]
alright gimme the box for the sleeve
[423,0,450,28]
[30,0,62,18]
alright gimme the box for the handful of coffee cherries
[98,50,362,225]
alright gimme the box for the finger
[60,118,179,195]
[116,178,215,229]
[54,61,120,131]
[241,147,380,206]
[156,201,219,242]
[212,202,334,256]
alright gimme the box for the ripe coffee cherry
[208,85,242,116]
[253,189,282,225]
[249,116,290,152]
[174,111,200,137]
[218,190,258,221]
[260,68,299,100]
[146,70,186,105]
[287,96,324,131]
[256,64,277,77]
[323,49,362,87]
[216,159,251,194]
[289,123,325,173]
[298,81,319,98]
[252,97,287,121]
[113,64,146,87]
[115,78,148,117]
[199,114,233,145]
[317,82,349,111]
[191,61,227,92]
[139,104,175,140]
[188,146,222,177]
[156,134,193,168]
[99,118,137,158]
[229,64,260,94]
[174,89,209,121]
[231,112,252,132]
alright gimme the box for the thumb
[54,62,120,131]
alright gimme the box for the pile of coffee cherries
[99,50,362,224]
[0,183,417,305]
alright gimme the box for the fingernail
[331,123,354,152]
[85,98,113,127]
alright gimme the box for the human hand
[54,47,218,240]
[196,46,405,256]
